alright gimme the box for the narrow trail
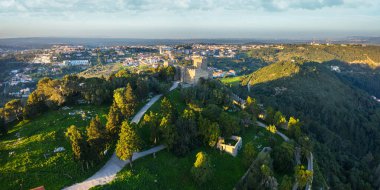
[63,81,179,190]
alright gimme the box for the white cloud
[0,0,377,15]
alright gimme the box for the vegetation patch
[0,105,108,189]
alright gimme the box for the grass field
[93,125,283,190]
[0,105,109,190]
[219,76,245,86]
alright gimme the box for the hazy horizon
[1,0,380,39]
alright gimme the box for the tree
[124,83,137,117]
[160,97,174,121]
[279,175,293,190]
[113,83,137,119]
[173,109,198,156]
[266,125,277,134]
[246,96,259,117]
[65,125,85,161]
[23,91,46,119]
[265,107,275,125]
[143,111,161,144]
[191,152,213,184]
[105,103,122,138]
[201,104,222,121]
[274,111,287,127]
[273,142,295,173]
[3,99,23,122]
[288,116,302,140]
[295,165,313,189]
[243,142,256,167]
[86,115,107,160]
[239,111,255,128]
[136,78,149,100]
[198,116,220,147]
[159,116,177,150]
[116,121,141,167]
[219,112,240,137]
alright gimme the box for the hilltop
[247,44,380,68]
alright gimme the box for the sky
[0,0,379,39]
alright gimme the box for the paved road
[131,81,179,124]
[63,145,166,190]
[63,81,179,190]
[131,94,163,124]
[256,121,290,142]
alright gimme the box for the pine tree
[105,102,122,138]
[124,83,136,118]
[65,125,84,161]
[159,116,177,150]
[86,115,107,160]
[160,97,174,121]
[143,111,161,144]
[116,121,140,167]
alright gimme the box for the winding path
[63,81,179,190]
[257,121,313,190]
[256,121,290,142]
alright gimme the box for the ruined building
[179,56,211,84]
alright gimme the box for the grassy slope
[241,61,301,86]
[93,126,283,190]
[0,105,109,190]
[219,75,247,87]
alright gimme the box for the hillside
[0,105,109,189]
[247,45,380,68]
[239,61,380,189]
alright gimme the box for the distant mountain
[240,60,380,189]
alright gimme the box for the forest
[234,59,380,189]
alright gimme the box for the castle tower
[192,56,206,69]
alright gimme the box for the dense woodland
[235,59,380,189]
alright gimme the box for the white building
[216,136,242,157]
[63,60,90,66]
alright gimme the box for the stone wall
[217,136,242,157]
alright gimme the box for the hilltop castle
[180,56,211,85]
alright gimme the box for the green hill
[247,44,380,68]
[0,105,109,189]
[240,61,380,189]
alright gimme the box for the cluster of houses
[212,69,236,78]
[8,88,31,98]
[9,70,33,86]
